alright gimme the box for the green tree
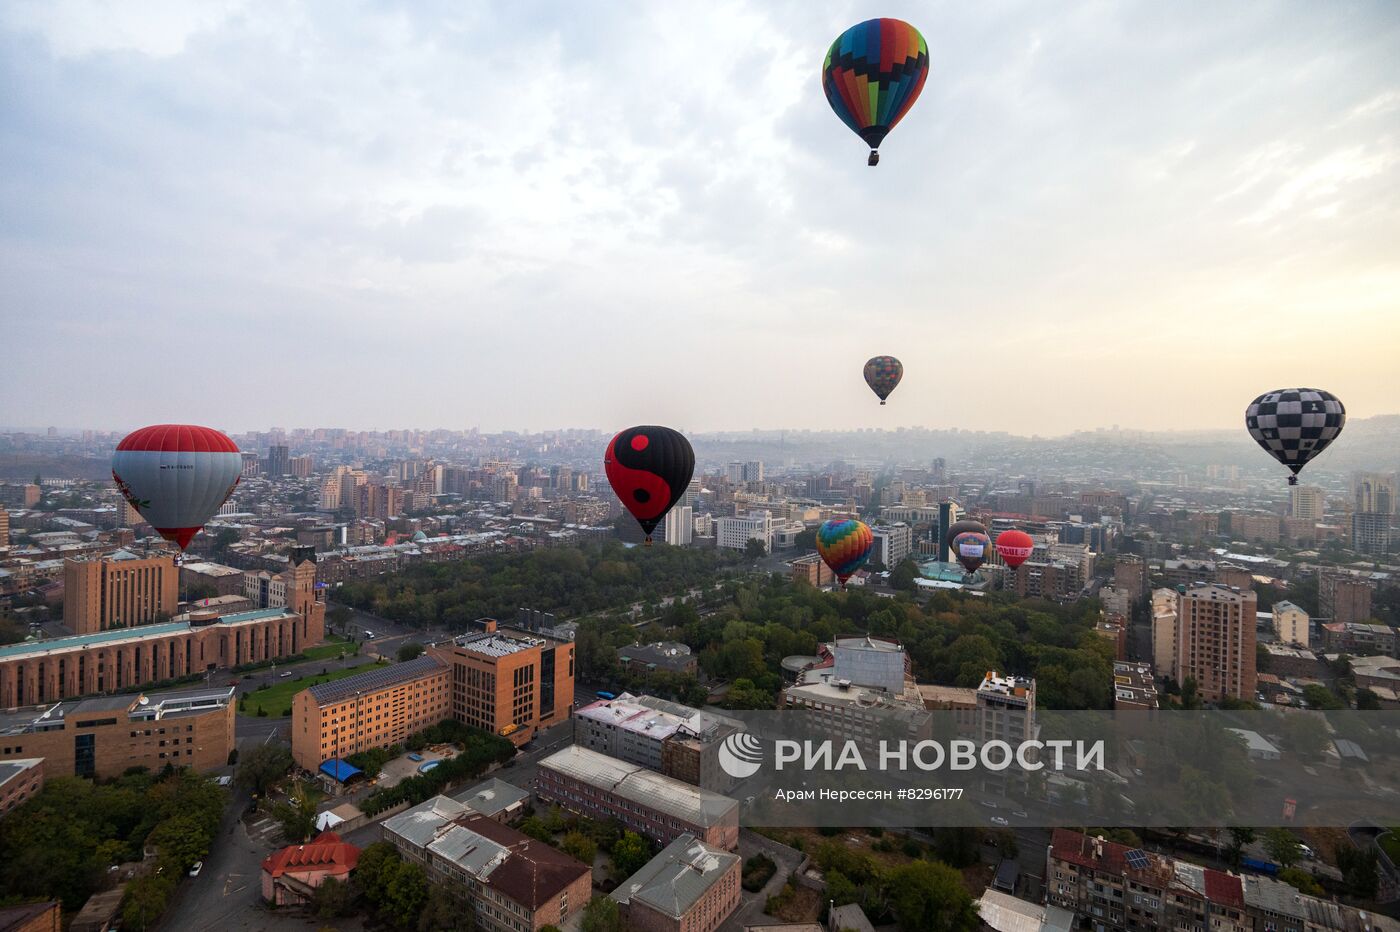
[561,830,597,866]
[1278,866,1323,896]
[826,869,858,906]
[236,744,293,796]
[272,782,318,844]
[580,896,624,932]
[1337,846,1379,899]
[418,882,477,931]
[313,877,355,919]
[744,538,768,559]
[1223,828,1255,870]
[883,860,978,932]
[383,860,429,928]
[354,842,401,907]
[611,831,652,880]
[121,872,176,932]
[398,642,426,662]
[1263,829,1303,868]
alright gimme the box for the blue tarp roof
[319,759,363,782]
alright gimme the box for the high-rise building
[1351,512,1392,555]
[661,505,693,547]
[445,621,574,745]
[288,454,315,478]
[1151,589,1179,681]
[936,500,962,563]
[267,445,290,477]
[743,461,764,482]
[64,550,179,633]
[1319,573,1374,624]
[1271,601,1310,647]
[1289,485,1325,521]
[0,506,8,548]
[1353,472,1397,515]
[1176,584,1256,703]
[240,452,260,478]
[871,522,913,570]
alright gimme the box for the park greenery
[238,660,386,717]
[0,769,225,928]
[336,541,740,628]
[812,837,978,932]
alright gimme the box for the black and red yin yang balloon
[604,426,695,542]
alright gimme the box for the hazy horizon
[3,1,1399,434]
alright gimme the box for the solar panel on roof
[1126,849,1150,870]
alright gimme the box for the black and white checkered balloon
[1244,388,1346,483]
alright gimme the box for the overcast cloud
[2,0,1398,435]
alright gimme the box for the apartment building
[1175,585,1257,703]
[290,655,452,770]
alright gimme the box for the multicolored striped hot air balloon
[822,18,931,166]
[863,355,903,405]
[111,424,243,551]
[815,518,875,586]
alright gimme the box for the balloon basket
[644,537,653,547]
[879,401,886,406]
[1288,475,1298,486]
[868,150,880,166]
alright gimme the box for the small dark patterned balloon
[863,356,903,405]
[1244,388,1345,484]
[604,426,695,541]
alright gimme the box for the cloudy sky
[2,1,1398,436]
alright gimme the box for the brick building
[0,686,235,779]
[0,757,45,816]
[64,551,178,634]
[611,833,741,932]
[445,621,574,746]
[290,655,451,770]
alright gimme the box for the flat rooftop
[306,655,446,705]
[539,746,737,828]
[0,607,296,663]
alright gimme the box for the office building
[1176,585,1256,703]
[1272,600,1310,647]
[267,444,290,477]
[1289,485,1325,521]
[64,551,179,634]
[383,797,591,932]
[610,834,741,932]
[936,500,962,563]
[179,561,245,597]
[1112,661,1158,710]
[0,758,45,816]
[1319,573,1374,625]
[536,746,739,850]
[871,522,912,570]
[715,510,772,552]
[1352,512,1392,555]
[290,655,452,770]
[1353,472,1397,515]
[446,621,574,746]
[617,643,698,677]
[0,686,235,779]
[0,506,8,548]
[790,552,836,588]
[572,693,738,792]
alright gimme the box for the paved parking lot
[376,746,455,789]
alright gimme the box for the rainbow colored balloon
[815,518,875,586]
[822,18,931,165]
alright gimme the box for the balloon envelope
[816,518,874,584]
[823,18,930,156]
[951,530,991,575]
[994,529,1035,570]
[111,424,243,551]
[1244,388,1345,482]
[863,356,903,404]
[604,426,695,541]
[944,519,984,554]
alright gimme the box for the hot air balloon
[1245,388,1346,485]
[816,518,875,586]
[111,424,243,551]
[822,18,930,166]
[951,529,991,575]
[944,519,983,554]
[604,426,695,543]
[863,356,903,405]
[994,529,1034,570]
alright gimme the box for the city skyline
[3,2,1399,434]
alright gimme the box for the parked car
[189,861,203,877]
[990,816,1009,827]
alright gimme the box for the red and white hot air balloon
[111,424,243,551]
[994,529,1035,569]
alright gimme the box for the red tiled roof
[261,831,360,879]
[1204,870,1244,908]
